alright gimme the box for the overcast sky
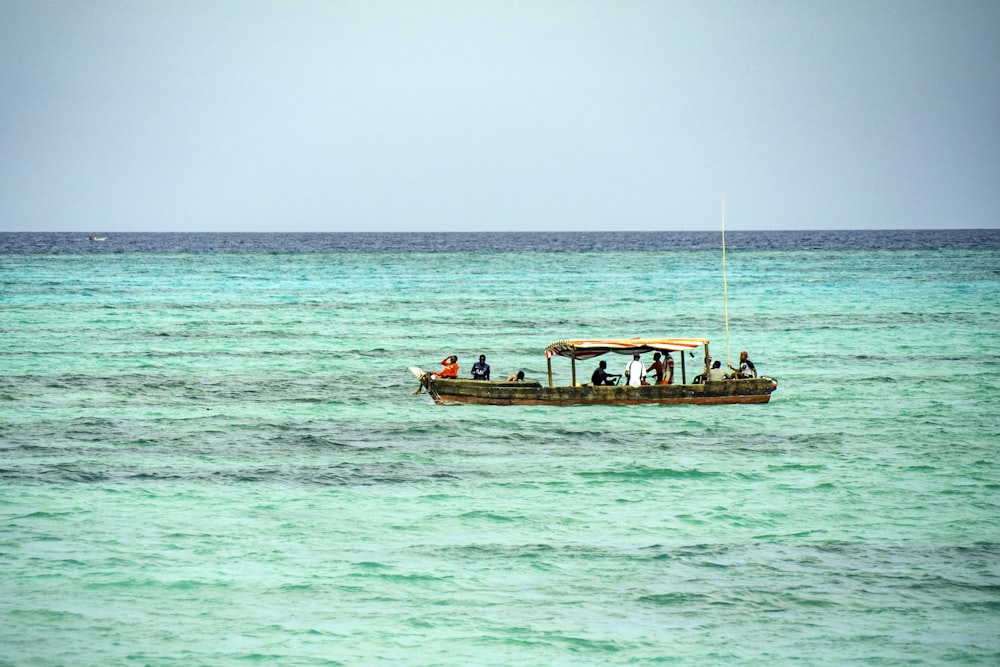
[1,1,997,232]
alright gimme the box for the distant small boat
[87,236,107,242]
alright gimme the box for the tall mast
[721,194,731,369]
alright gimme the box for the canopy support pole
[546,355,553,388]
[571,354,577,387]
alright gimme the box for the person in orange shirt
[432,355,459,378]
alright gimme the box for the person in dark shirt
[591,360,621,386]
[471,354,491,380]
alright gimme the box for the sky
[1,1,998,232]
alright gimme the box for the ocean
[1,230,998,665]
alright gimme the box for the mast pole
[722,194,731,370]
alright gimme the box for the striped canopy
[544,338,708,360]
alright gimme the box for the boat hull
[418,375,777,406]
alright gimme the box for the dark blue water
[2,228,998,254]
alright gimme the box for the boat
[87,236,107,241]
[410,338,777,406]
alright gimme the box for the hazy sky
[1,1,997,232]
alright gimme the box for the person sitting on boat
[591,360,620,386]
[506,370,525,382]
[708,359,728,381]
[471,354,491,380]
[625,354,646,387]
[729,350,757,379]
[432,355,459,378]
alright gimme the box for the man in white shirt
[625,354,646,387]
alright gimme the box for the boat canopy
[544,338,708,361]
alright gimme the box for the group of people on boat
[692,351,758,383]
[597,350,756,386]
[431,355,525,382]
[430,350,757,386]
[591,351,675,386]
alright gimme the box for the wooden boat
[410,338,777,406]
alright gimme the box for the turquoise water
[2,237,999,665]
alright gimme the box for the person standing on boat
[471,354,491,380]
[625,354,646,387]
[646,353,665,385]
[730,351,757,379]
[664,351,675,384]
[432,355,459,378]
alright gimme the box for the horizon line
[3,228,998,235]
